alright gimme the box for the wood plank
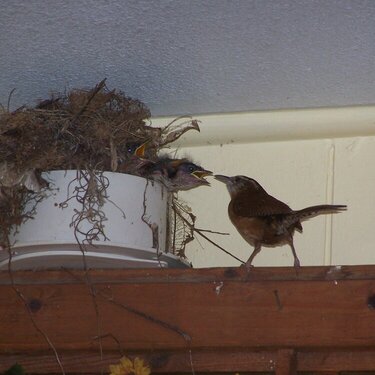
[1,269,375,352]
[299,349,375,371]
[2,264,375,285]
[2,349,375,373]
[0,350,277,373]
[276,349,296,375]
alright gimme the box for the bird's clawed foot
[293,257,301,268]
[240,260,254,272]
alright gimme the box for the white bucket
[1,170,188,269]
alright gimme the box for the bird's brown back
[228,188,303,245]
[230,188,293,217]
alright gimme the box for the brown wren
[215,174,347,268]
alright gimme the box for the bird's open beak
[192,169,212,184]
[135,142,147,158]
[214,174,232,185]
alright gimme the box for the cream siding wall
[153,107,375,268]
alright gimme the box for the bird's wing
[231,190,293,217]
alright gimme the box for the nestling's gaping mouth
[192,169,212,184]
[134,142,147,157]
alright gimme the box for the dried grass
[0,79,155,172]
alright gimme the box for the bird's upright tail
[296,204,347,221]
[280,204,347,233]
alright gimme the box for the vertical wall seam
[324,140,336,265]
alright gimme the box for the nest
[0,79,198,259]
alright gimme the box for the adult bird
[215,174,346,268]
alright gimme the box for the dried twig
[172,199,245,264]
[69,170,107,372]
[100,289,191,342]
[61,267,191,342]
[7,88,16,112]
[5,234,65,375]
[141,179,163,268]
[69,78,107,124]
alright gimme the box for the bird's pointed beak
[214,174,232,185]
[135,142,147,158]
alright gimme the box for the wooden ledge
[1,264,375,284]
[1,265,375,373]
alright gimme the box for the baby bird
[117,141,153,174]
[144,157,212,192]
[215,175,346,268]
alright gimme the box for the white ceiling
[1,0,375,116]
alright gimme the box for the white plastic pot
[2,170,188,270]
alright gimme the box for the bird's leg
[289,238,300,268]
[245,242,262,269]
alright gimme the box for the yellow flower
[109,356,151,375]
[133,358,151,375]
[120,357,134,373]
[109,364,125,375]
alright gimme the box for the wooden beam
[1,264,375,285]
[1,266,375,373]
[2,349,375,373]
[0,350,276,374]
[2,267,375,351]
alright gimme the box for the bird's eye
[188,165,195,172]
[127,145,136,154]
